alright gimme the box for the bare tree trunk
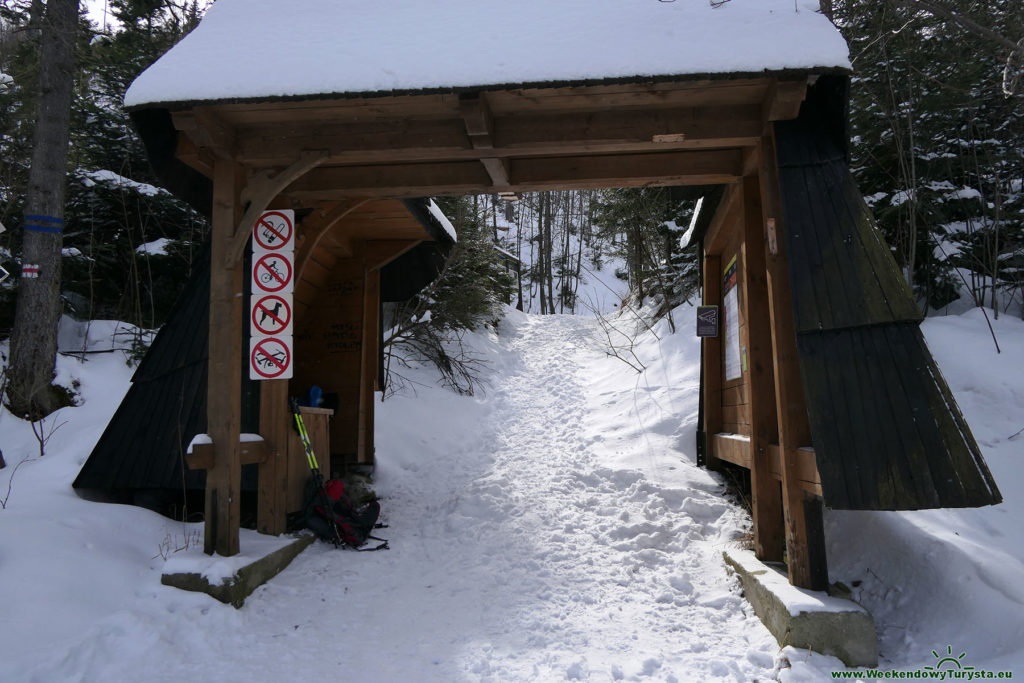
[905,80,918,297]
[7,0,80,419]
[544,192,555,314]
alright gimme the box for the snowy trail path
[250,313,777,681]
[31,312,779,682]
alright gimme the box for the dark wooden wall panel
[776,100,1001,510]
[292,260,365,464]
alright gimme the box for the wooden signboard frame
[699,138,828,589]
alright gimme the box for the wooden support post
[759,131,829,590]
[205,158,244,556]
[357,267,380,465]
[741,173,785,563]
[701,252,723,470]
[257,379,289,534]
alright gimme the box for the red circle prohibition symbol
[251,337,290,379]
[251,294,292,335]
[253,253,292,293]
[253,211,293,251]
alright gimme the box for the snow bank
[126,0,850,107]
[788,309,1024,679]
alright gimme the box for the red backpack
[300,477,388,551]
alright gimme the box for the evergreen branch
[887,0,1024,58]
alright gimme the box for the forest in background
[0,0,1021,352]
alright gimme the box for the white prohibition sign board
[252,209,295,253]
[251,252,294,294]
[250,335,293,380]
[250,293,293,336]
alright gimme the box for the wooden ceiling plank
[285,149,742,200]
[512,149,743,186]
[288,161,491,200]
[294,198,370,280]
[362,240,424,271]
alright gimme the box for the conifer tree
[7,0,79,418]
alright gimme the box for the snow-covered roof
[125,0,850,108]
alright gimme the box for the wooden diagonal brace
[294,198,371,281]
[226,150,329,266]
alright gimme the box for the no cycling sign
[251,252,294,294]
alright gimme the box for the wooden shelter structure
[80,0,999,587]
[75,198,454,523]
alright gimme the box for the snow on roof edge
[427,200,458,243]
[125,67,852,111]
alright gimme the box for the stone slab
[162,534,315,608]
[724,547,878,668]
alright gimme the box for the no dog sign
[251,294,293,336]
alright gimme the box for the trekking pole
[289,397,342,547]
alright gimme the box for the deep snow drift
[1,306,1022,681]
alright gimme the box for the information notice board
[723,255,741,380]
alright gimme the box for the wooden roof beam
[286,149,743,200]
[173,107,238,159]
[763,79,808,122]
[233,105,762,168]
[175,135,215,178]
[460,92,512,191]
[510,149,744,190]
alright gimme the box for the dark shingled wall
[774,82,1001,510]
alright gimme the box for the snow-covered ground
[1,306,1022,681]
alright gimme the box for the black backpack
[299,477,388,550]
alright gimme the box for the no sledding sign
[250,335,293,380]
[252,210,295,253]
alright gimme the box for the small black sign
[696,305,719,337]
